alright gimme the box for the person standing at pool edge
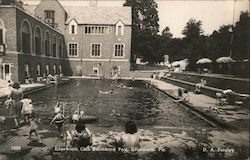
[7,82,23,128]
[50,108,65,138]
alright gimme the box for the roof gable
[64,6,131,25]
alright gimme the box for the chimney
[89,0,98,7]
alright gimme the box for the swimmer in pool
[110,110,120,116]
[99,89,113,94]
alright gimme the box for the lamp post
[229,0,236,58]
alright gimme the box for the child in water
[50,108,65,138]
[28,113,42,143]
[54,102,63,113]
[21,98,33,123]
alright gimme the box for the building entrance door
[2,63,12,81]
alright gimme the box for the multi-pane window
[22,21,31,54]
[46,64,50,75]
[0,29,3,45]
[52,36,57,57]
[35,27,41,55]
[37,64,41,76]
[85,26,109,35]
[114,44,124,57]
[45,10,55,23]
[59,39,63,58]
[68,43,78,56]
[59,65,62,74]
[44,32,50,56]
[24,64,29,78]
[91,44,101,57]
[53,65,57,74]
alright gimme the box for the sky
[22,0,249,38]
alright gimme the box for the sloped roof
[64,6,131,25]
[23,4,36,15]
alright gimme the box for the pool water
[23,79,211,132]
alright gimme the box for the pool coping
[144,80,234,129]
[0,80,69,101]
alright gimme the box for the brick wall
[34,0,66,33]
[16,8,64,56]
[0,6,67,83]
[64,24,131,76]
[0,7,17,51]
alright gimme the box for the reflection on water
[25,79,211,131]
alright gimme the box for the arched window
[52,35,57,57]
[0,19,6,46]
[21,20,31,54]
[58,38,63,58]
[44,31,50,56]
[34,26,42,55]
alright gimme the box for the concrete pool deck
[0,77,249,159]
[150,79,249,130]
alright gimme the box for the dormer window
[71,25,75,34]
[69,19,77,35]
[116,20,124,35]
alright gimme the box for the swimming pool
[24,79,211,133]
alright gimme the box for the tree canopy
[124,0,160,63]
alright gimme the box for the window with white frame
[53,64,56,74]
[71,25,75,34]
[69,20,77,35]
[116,21,124,35]
[114,44,124,57]
[24,64,29,78]
[0,19,5,46]
[93,67,99,75]
[85,26,109,35]
[46,64,50,75]
[59,65,62,73]
[37,64,41,76]
[68,43,78,56]
[91,44,101,57]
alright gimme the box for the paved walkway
[151,79,249,130]
[0,83,46,99]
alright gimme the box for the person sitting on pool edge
[114,121,140,150]
[70,121,93,149]
[194,79,207,94]
[174,89,189,102]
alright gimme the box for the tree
[182,19,204,40]
[210,25,232,58]
[124,0,160,63]
[181,19,205,63]
[137,0,159,36]
[162,26,173,39]
[124,0,141,62]
[233,11,249,60]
